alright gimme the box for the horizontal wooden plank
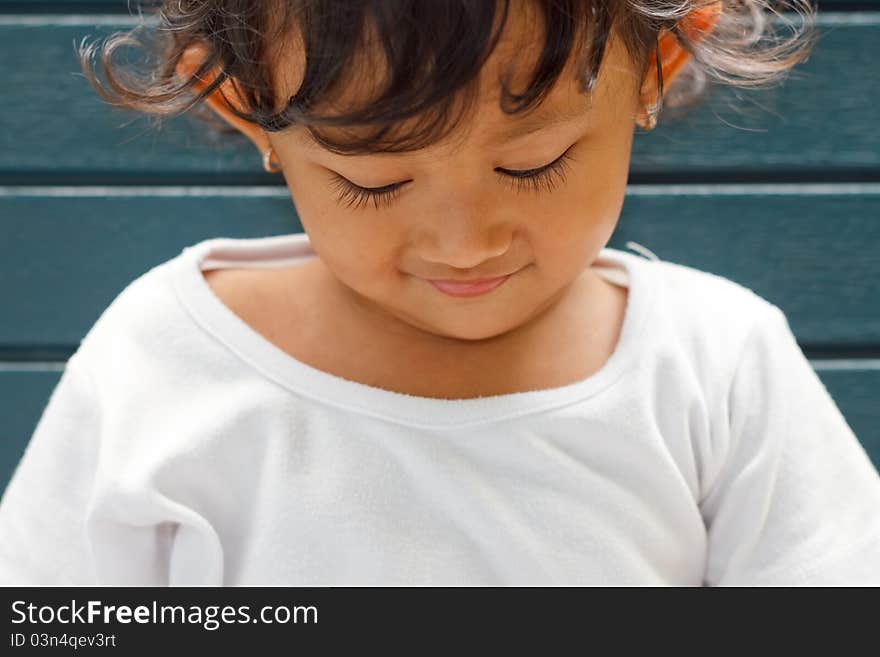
[0,14,878,180]
[0,368,66,493]
[614,184,880,345]
[1,184,878,350]
[2,364,877,494]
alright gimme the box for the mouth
[426,273,513,297]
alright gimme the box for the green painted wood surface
[1,185,878,350]
[0,14,878,180]
[0,369,67,492]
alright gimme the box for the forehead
[266,2,640,150]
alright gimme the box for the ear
[175,42,272,158]
[638,1,723,117]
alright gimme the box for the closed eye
[328,143,577,211]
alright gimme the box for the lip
[427,273,512,297]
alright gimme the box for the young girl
[2,0,878,586]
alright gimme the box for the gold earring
[262,147,282,173]
[638,104,659,131]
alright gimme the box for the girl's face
[265,7,643,347]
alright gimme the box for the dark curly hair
[77,0,818,155]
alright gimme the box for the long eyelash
[328,176,406,211]
[499,148,574,196]
[330,146,576,211]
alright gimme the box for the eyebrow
[494,102,590,142]
[293,101,590,150]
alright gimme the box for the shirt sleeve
[699,304,880,586]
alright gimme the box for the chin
[426,318,520,344]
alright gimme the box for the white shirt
[1,233,878,586]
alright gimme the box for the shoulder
[69,246,204,375]
[629,253,786,393]
[643,255,782,337]
[653,257,777,315]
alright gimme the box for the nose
[416,229,512,274]
[414,210,513,273]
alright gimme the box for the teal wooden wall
[1,2,878,491]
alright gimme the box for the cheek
[566,151,630,235]
[522,179,625,278]
[285,184,402,285]
[529,168,625,242]
[282,170,362,249]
